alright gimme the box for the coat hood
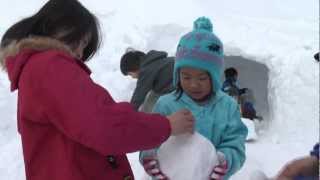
[0,37,78,91]
[141,50,168,66]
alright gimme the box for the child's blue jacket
[142,91,248,179]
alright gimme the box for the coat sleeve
[130,68,155,110]
[139,97,170,163]
[39,56,171,155]
[216,103,248,179]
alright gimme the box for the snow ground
[0,0,319,179]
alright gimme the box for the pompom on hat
[174,17,224,92]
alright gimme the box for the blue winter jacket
[141,90,248,180]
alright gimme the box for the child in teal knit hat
[174,17,224,93]
[140,17,248,180]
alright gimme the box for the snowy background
[0,0,319,179]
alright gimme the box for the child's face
[179,67,212,101]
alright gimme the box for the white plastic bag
[155,132,218,180]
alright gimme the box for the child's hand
[166,109,195,136]
[210,152,228,180]
[142,157,169,180]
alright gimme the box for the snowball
[156,132,218,180]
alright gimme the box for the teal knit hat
[174,17,224,92]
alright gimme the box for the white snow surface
[0,0,319,180]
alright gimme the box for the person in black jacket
[222,67,247,97]
[120,48,174,112]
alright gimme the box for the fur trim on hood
[0,37,75,71]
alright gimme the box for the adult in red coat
[0,0,194,180]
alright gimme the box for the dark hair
[174,82,184,100]
[224,67,238,79]
[1,0,101,62]
[120,50,146,75]
[314,52,319,62]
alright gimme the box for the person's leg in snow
[275,154,319,180]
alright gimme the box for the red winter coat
[0,37,171,180]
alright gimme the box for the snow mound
[241,118,258,141]
[157,133,218,180]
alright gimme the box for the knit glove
[142,157,169,180]
[210,152,228,180]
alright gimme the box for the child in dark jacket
[120,49,174,112]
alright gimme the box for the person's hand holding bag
[210,152,228,180]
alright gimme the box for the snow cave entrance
[223,56,270,121]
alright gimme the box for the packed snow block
[157,133,218,180]
[241,118,258,141]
